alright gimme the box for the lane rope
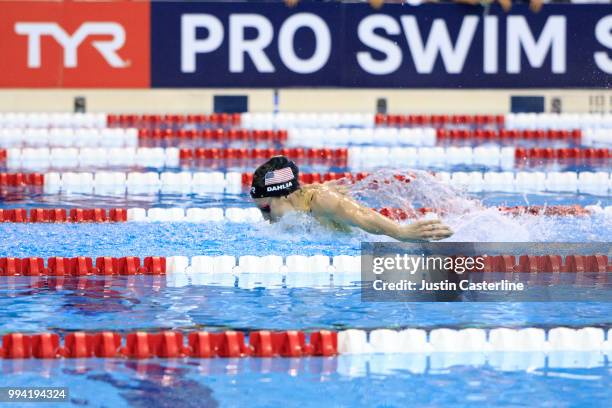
[0,171,609,194]
[2,112,612,131]
[0,205,607,224]
[3,127,611,148]
[4,147,610,169]
[1,327,611,359]
[0,254,609,276]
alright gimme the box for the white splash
[258,169,608,243]
[348,169,604,242]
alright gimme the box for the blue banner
[151,2,612,88]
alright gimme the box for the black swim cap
[250,156,300,198]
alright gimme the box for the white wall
[0,88,610,113]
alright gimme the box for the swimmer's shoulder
[300,184,344,213]
[301,183,333,200]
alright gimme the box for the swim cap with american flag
[250,156,300,198]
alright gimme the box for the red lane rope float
[139,128,288,143]
[494,205,593,217]
[436,128,582,141]
[181,147,348,164]
[0,149,6,161]
[0,256,166,276]
[375,114,506,128]
[483,254,610,273]
[0,208,127,223]
[377,205,594,220]
[516,147,609,160]
[0,172,45,186]
[0,205,595,224]
[107,113,241,128]
[0,330,338,359]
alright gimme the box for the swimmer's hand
[395,220,453,242]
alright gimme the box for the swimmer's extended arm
[309,189,453,242]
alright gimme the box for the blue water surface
[0,184,610,407]
[0,277,611,334]
[1,356,610,408]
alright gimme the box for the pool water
[1,277,611,334]
[1,357,610,408]
[0,163,611,407]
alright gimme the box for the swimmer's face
[254,197,274,221]
[254,197,289,222]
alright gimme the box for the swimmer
[250,156,453,242]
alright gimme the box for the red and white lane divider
[244,112,612,130]
[143,127,611,148]
[5,147,610,170]
[0,128,137,148]
[3,112,612,132]
[348,146,611,169]
[1,327,611,360]
[1,254,609,289]
[0,113,240,129]
[377,205,602,220]
[0,207,262,223]
[147,127,604,148]
[348,146,609,168]
[2,127,607,149]
[93,111,612,131]
[4,147,347,169]
[0,170,609,194]
[0,254,609,277]
[294,128,611,147]
[0,205,606,224]
[289,128,607,147]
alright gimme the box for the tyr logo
[15,22,128,68]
